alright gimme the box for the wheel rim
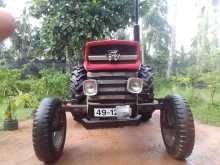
[162,104,176,147]
[52,111,65,150]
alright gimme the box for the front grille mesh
[87,72,137,103]
[90,45,136,55]
[88,44,137,64]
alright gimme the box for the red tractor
[32,1,195,163]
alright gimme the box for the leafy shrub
[0,69,21,97]
[2,97,17,120]
[0,68,69,99]
[171,76,191,87]
[30,69,70,100]
[0,68,70,128]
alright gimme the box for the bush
[0,69,21,97]
[30,69,70,100]
[155,74,220,126]
[0,68,70,129]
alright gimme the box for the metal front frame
[62,99,163,116]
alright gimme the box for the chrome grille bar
[89,55,136,61]
[87,72,137,103]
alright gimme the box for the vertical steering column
[134,0,140,42]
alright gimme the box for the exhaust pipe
[134,0,140,42]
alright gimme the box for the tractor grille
[88,44,137,64]
[87,72,137,103]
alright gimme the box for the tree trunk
[166,29,176,79]
[142,44,147,64]
[0,42,3,57]
[146,35,152,57]
[65,44,71,72]
[166,0,178,79]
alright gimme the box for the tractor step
[81,115,142,129]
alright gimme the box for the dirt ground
[1,111,220,165]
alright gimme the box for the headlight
[83,79,97,96]
[127,78,143,94]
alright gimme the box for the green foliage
[1,0,220,128]
[155,73,220,126]
[0,68,69,129]
[141,0,170,74]
[15,93,39,110]
[171,76,191,87]
[1,93,38,121]
[0,94,37,129]
[173,66,201,87]
[10,9,42,60]
[0,69,21,97]
[0,68,69,99]
[30,0,134,60]
[2,97,17,120]
[31,69,70,100]
[174,6,220,76]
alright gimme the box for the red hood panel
[84,40,141,71]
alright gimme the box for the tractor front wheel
[160,95,195,160]
[32,97,66,163]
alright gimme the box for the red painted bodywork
[84,40,141,71]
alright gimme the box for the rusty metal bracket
[62,100,87,114]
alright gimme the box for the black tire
[70,66,86,103]
[3,119,18,131]
[72,113,83,122]
[70,66,87,122]
[138,64,154,121]
[32,97,66,163]
[160,95,195,160]
[141,112,153,122]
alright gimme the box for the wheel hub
[162,105,176,147]
[52,111,65,150]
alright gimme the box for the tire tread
[161,95,195,160]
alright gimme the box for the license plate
[94,108,117,117]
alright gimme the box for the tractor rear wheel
[160,95,195,160]
[70,66,86,121]
[70,66,86,102]
[141,112,153,122]
[138,64,154,121]
[32,97,66,163]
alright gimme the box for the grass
[155,81,220,127]
[1,77,220,130]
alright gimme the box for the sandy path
[0,112,220,165]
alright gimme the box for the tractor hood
[84,40,141,71]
